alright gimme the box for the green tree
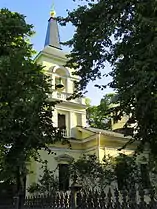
[70,154,116,191]
[86,93,114,130]
[71,154,146,191]
[115,154,139,190]
[0,9,60,195]
[59,0,157,156]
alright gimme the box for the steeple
[44,3,61,50]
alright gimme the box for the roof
[77,126,132,139]
[44,17,61,50]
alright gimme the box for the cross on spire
[50,1,56,18]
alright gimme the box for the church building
[26,6,140,192]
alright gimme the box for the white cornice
[56,106,86,112]
[47,146,98,153]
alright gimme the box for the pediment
[55,154,74,163]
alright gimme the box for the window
[140,164,150,188]
[58,114,66,129]
[59,164,69,191]
[58,113,67,137]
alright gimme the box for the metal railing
[2,187,157,209]
[61,129,67,137]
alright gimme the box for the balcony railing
[56,128,68,138]
[49,91,85,105]
[61,129,67,137]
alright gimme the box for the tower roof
[44,5,61,50]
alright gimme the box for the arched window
[54,67,70,92]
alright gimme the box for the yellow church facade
[26,8,141,191]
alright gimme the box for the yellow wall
[27,148,83,188]
[26,130,137,190]
[112,115,129,131]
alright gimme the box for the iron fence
[0,188,157,209]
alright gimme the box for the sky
[0,0,113,105]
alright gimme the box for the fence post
[14,192,24,209]
[70,178,82,209]
[14,195,20,209]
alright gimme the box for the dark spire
[44,4,61,50]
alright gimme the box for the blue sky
[0,0,113,105]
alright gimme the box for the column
[70,112,76,137]
[52,109,58,127]
[81,112,87,127]
[52,74,56,90]
[67,78,72,94]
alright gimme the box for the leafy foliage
[0,9,60,192]
[59,0,157,155]
[86,93,114,129]
[70,154,148,191]
[115,154,139,190]
[70,154,116,191]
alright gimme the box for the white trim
[51,99,86,108]
[56,106,86,113]
[53,73,78,81]
[35,51,67,63]
[53,66,70,77]
[48,145,99,153]
[48,147,82,153]
[54,154,74,163]
[45,145,135,155]
[78,127,133,141]
[42,51,67,62]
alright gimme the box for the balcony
[49,91,85,105]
